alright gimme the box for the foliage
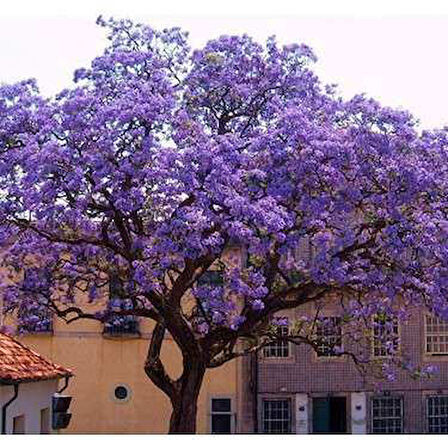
[0,17,446,424]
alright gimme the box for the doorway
[312,397,347,433]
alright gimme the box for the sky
[1,1,448,129]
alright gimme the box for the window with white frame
[315,316,342,357]
[210,398,232,434]
[427,396,448,433]
[425,315,448,355]
[263,318,289,358]
[372,315,399,357]
[371,396,403,433]
[263,399,291,433]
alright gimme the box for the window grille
[427,396,448,433]
[263,399,291,433]
[315,317,342,357]
[104,276,139,335]
[371,396,403,433]
[263,319,290,358]
[372,316,399,357]
[425,315,448,355]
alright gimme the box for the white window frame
[425,315,448,355]
[315,316,343,358]
[263,318,290,359]
[210,396,234,434]
[262,398,292,434]
[427,395,448,433]
[372,315,400,358]
[370,396,403,434]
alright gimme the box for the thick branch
[144,322,178,399]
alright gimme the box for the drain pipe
[57,377,70,394]
[251,351,259,434]
[1,383,19,434]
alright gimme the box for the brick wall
[247,306,448,434]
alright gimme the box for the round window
[112,384,131,403]
[114,386,128,400]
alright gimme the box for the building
[5,245,447,434]
[0,331,72,434]
[7,246,245,434]
[240,301,448,434]
[19,318,244,434]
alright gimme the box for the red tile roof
[0,332,72,384]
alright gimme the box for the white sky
[1,0,448,129]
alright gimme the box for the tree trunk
[168,360,206,434]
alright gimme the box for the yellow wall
[21,317,239,434]
[6,247,244,433]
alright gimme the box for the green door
[313,398,331,433]
[312,397,347,433]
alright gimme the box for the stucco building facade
[20,319,244,434]
[0,246,245,434]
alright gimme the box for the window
[194,270,225,324]
[104,276,139,336]
[372,315,399,357]
[427,396,448,433]
[198,271,224,287]
[263,399,291,433]
[40,408,50,434]
[210,398,233,434]
[112,384,131,403]
[425,315,448,355]
[263,318,290,358]
[315,317,343,357]
[371,396,403,433]
[12,415,25,434]
[18,303,53,333]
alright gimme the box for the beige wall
[21,319,240,434]
[5,246,245,433]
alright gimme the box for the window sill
[20,331,54,337]
[260,356,295,363]
[102,332,141,340]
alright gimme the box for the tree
[0,16,446,433]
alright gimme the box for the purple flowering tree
[0,17,446,432]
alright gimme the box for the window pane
[212,398,231,413]
[263,319,289,358]
[40,408,50,434]
[372,316,399,357]
[315,317,342,357]
[211,414,231,434]
[105,276,139,335]
[13,415,25,434]
[425,316,448,355]
[198,271,224,286]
